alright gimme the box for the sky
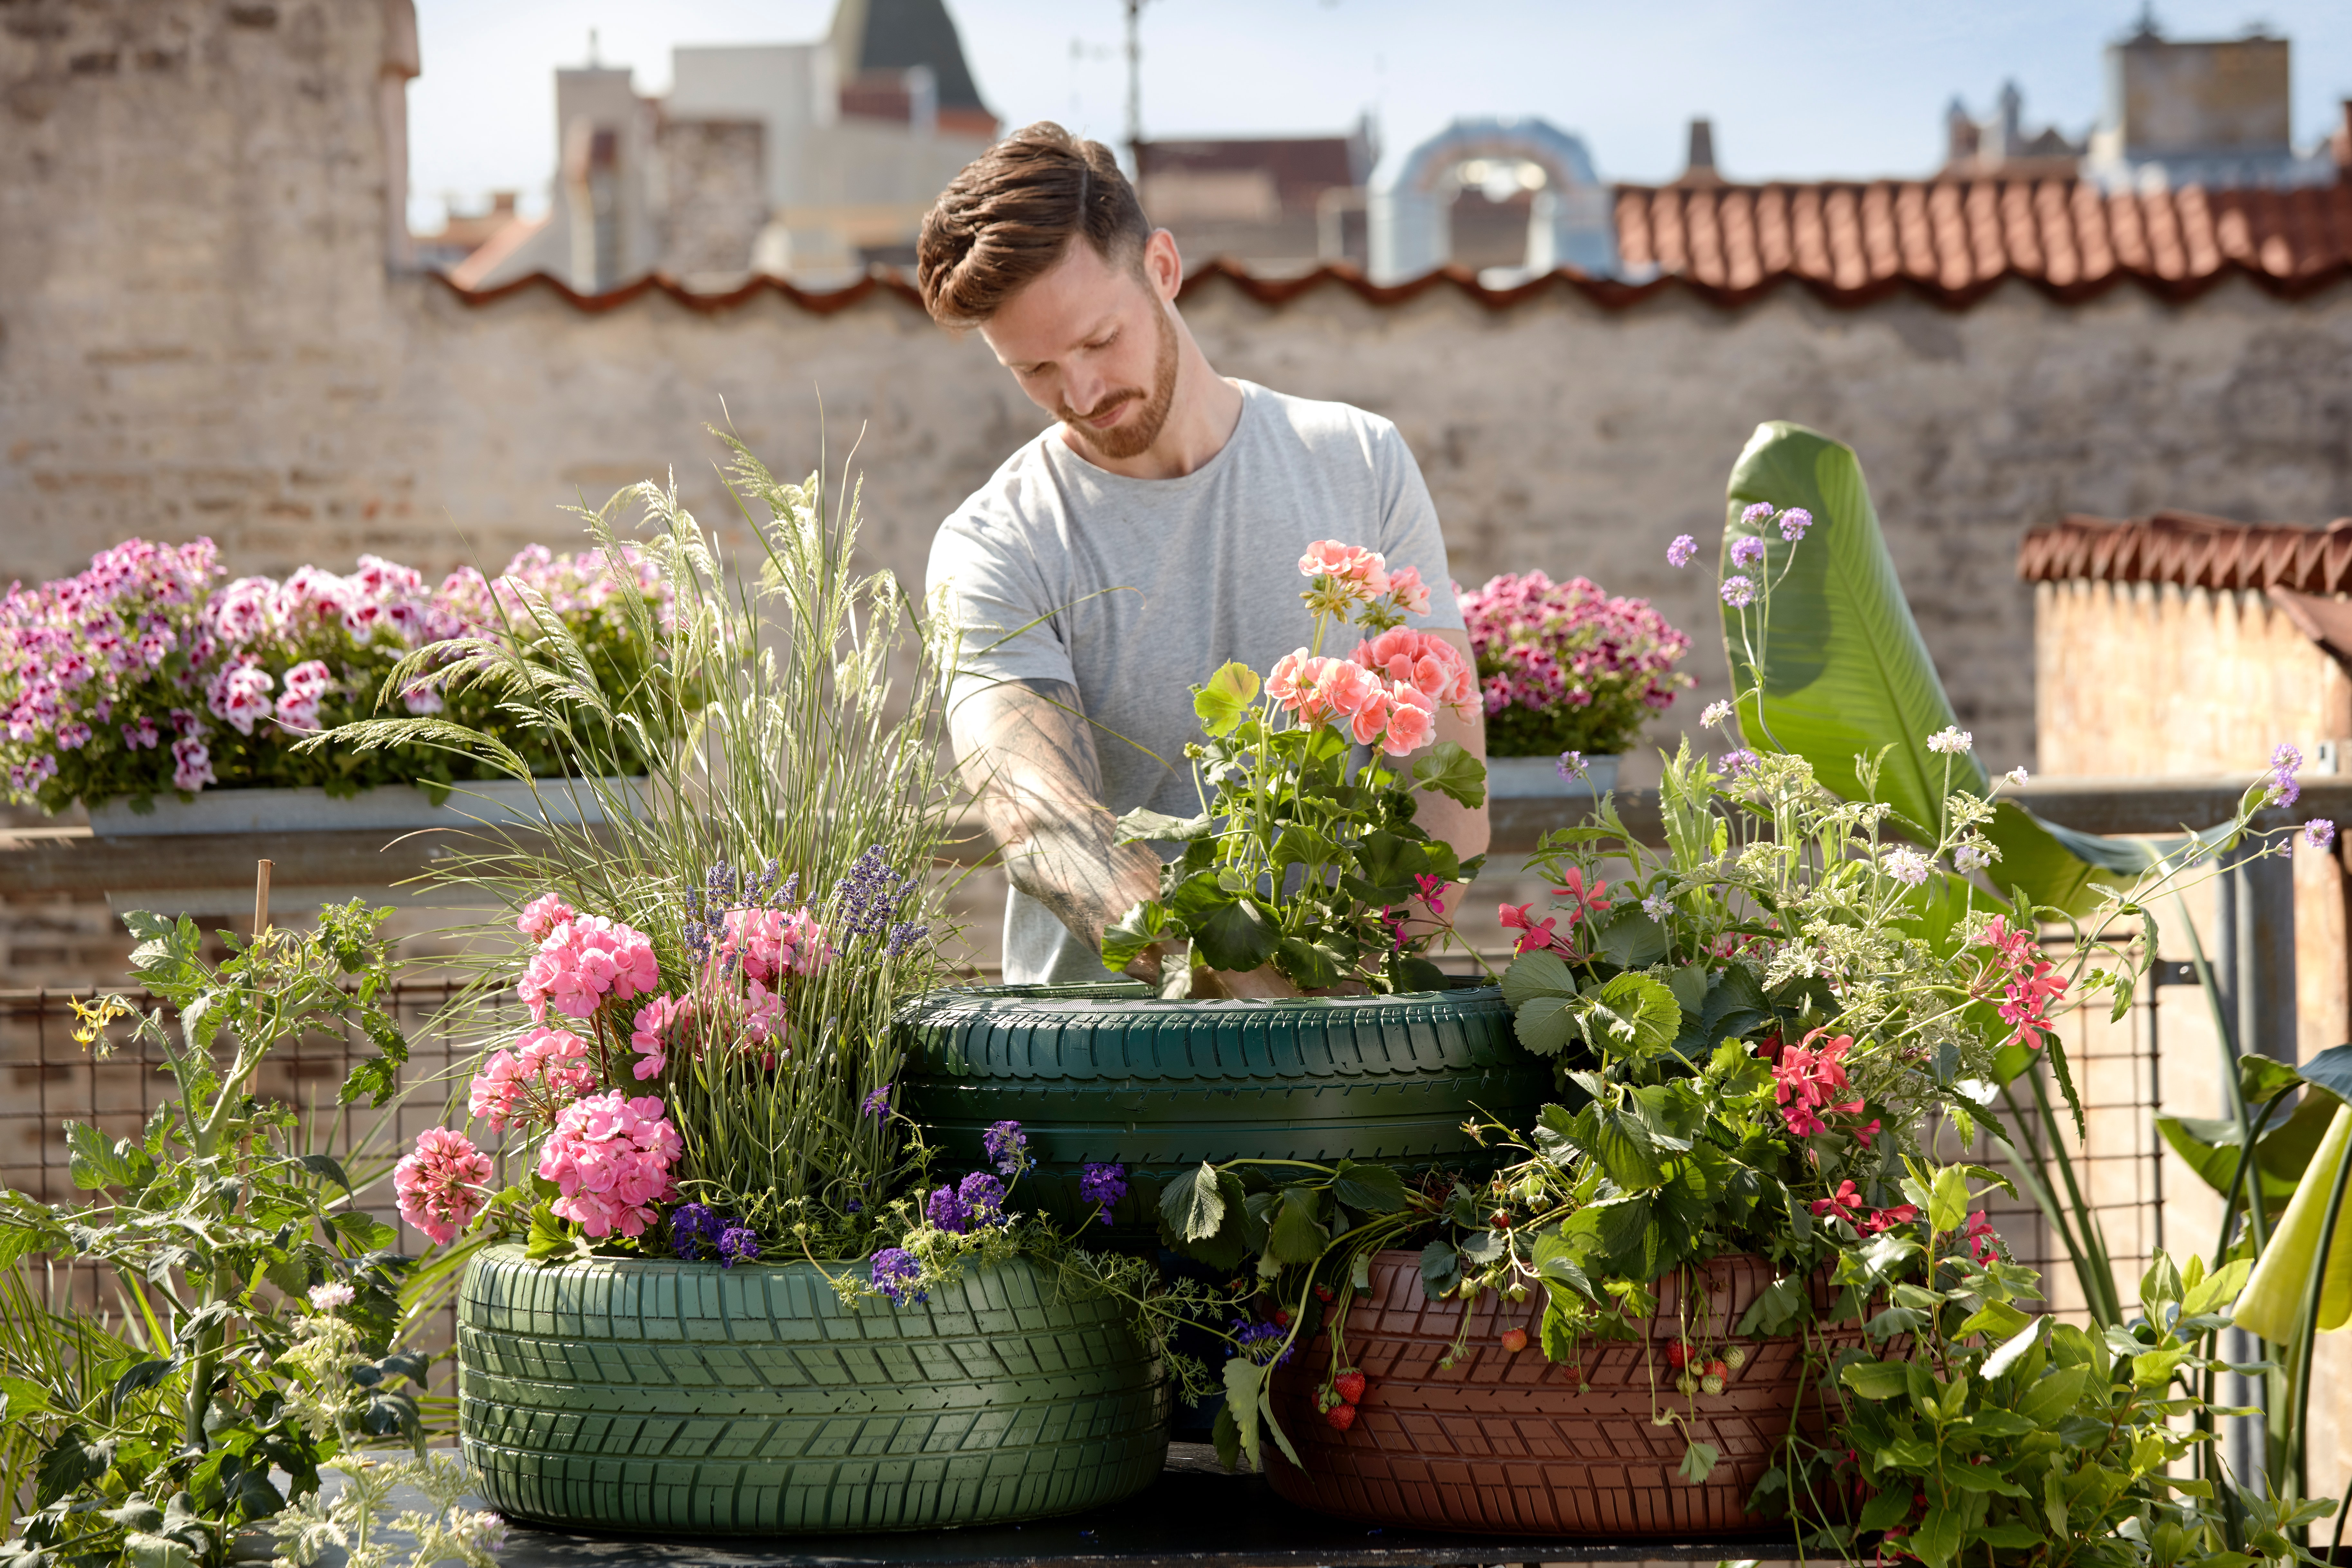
[407,0,2352,229]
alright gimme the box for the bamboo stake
[252,858,273,940]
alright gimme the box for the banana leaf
[1721,421,2151,917]
[2157,1088,2343,1207]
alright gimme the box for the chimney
[1686,117,1716,174]
[2336,100,2352,180]
[1676,117,1722,186]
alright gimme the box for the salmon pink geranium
[1103,538,1490,995]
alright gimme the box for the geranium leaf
[1409,742,1486,807]
[1194,662,1261,737]
[1193,896,1278,974]
[1101,900,1171,969]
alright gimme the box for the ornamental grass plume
[1456,570,1693,758]
[333,439,958,1252]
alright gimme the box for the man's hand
[950,677,1164,974]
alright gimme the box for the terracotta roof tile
[2018,512,2352,593]
[438,174,2352,316]
[1615,176,2352,303]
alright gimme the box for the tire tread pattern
[1267,1250,1851,1539]
[897,986,1549,1228]
[458,1246,1168,1534]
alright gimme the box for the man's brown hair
[918,121,1151,327]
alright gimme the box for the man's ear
[1142,229,1183,302]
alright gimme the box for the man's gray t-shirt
[927,379,1464,985]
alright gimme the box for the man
[918,122,1486,989]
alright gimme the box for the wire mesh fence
[0,940,2184,1411]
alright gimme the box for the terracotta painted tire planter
[896,982,1549,1234]
[458,1245,1168,1534]
[1267,1248,1843,1538]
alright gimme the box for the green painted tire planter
[895,982,1548,1232]
[457,1244,1168,1534]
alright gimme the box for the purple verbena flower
[1740,503,1774,526]
[715,1223,760,1268]
[1230,1318,1293,1367]
[669,1201,721,1261]
[1779,508,1813,542]
[1720,576,1755,608]
[1078,1162,1128,1225]
[958,1171,1008,1225]
[925,1183,970,1235]
[2306,818,2337,850]
[1722,749,1759,774]
[982,1119,1029,1177]
[1555,750,1587,782]
[1730,537,1766,568]
[1666,535,1698,568]
[871,1247,924,1304]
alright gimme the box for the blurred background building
[446,0,1000,294]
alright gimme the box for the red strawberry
[1500,1328,1529,1353]
[1333,1370,1367,1405]
[1315,1284,1334,1302]
[1491,1209,1514,1229]
[1325,1401,1358,1432]
[1709,1359,1730,1380]
[1272,1307,1291,1327]
[1666,1341,1691,1370]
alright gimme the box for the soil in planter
[459,1246,1168,1535]
[1266,1249,1853,1539]
[895,982,1552,1235]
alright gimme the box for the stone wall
[14,2,2352,786]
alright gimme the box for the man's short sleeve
[1366,416,1466,630]
[926,506,1077,719]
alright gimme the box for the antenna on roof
[588,27,601,66]
[1124,0,1153,177]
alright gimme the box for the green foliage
[0,905,436,1567]
[1766,1233,2295,1568]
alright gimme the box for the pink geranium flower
[536,1091,682,1239]
[1379,692,1436,755]
[1298,539,1390,595]
[395,1127,493,1246]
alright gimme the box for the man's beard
[1058,306,1179,462]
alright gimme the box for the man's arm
[1416,627,1490,861]
[950,677,1164,970]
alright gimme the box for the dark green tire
[457,1245,1168,1534]
[895,982,1548,1232]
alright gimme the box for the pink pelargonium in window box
[1456,571,1694,758]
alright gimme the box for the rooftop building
[449,0,997,293]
